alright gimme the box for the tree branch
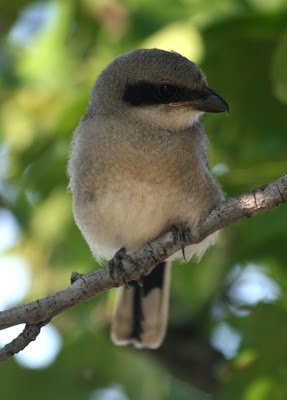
[0,175,286,361]
[0,324,43,362]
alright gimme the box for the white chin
[188,111,203,127]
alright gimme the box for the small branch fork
[0,175,286,362]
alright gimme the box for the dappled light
[0,0,287,399]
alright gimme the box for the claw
[181,245,186,262]
[172,223,190,262]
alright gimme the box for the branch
[0,175,286,361]
[0,324,43,362]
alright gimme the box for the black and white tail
[111,262,171,349]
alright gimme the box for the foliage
[1,0,287,399]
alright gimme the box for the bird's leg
[108,247,131,288]
[172,223,191,261]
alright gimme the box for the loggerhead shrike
[68,48,229,349]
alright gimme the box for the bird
[68,48,229,349]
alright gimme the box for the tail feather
[111,262,171,349]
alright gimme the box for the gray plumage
[68,48,228,349]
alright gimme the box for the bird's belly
[74,183,175,261]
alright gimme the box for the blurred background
[0,0,287,399]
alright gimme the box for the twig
[0,324,43,361]
[0,175,286,361]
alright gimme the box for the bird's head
[89,48,229,131]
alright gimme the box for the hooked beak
[169,87,229,113]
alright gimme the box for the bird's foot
[172,223,191,261]
[108,247,131,287]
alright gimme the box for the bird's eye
[159,84,176,98]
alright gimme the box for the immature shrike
[68,48,228,349]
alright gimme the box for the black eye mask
[122,81,208,107]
